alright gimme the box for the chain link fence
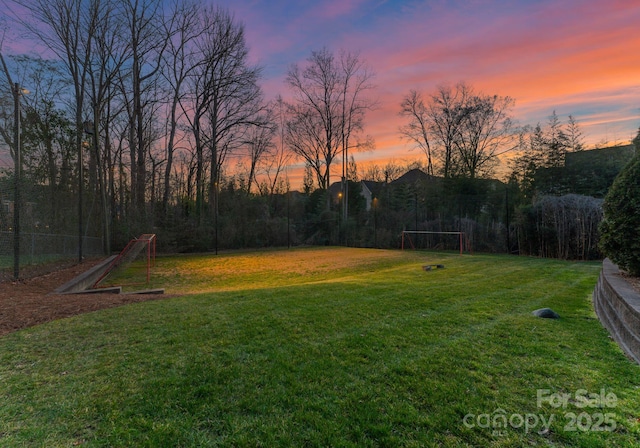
[0,229,104,281]
[0,151,104,280]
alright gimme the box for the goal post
[401,230,467,255]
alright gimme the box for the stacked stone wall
[593,258,640,365]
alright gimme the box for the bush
[599,151,640,275]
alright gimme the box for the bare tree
[531,194,602,259]
[337,50,375,222]
[285,49,340,190]
[399,90,434,176]
[284,101,331,189]
[86,0,129,253]
[160,0,203,215]
[185,6,265,224]
[361,163,382,182]
[117,0,167,217]
[453,92,515,178]
[430,84,474,178]
[13,0,103,259]
[400,83,471,178]
[244,109,276,194]
[400,83,514,179]
[360,160,403,183]
[259,95,292,196]
[285,48,375,193]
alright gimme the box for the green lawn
[1,247,638,447]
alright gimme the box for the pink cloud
[309,0,369,20]
[238,0,640,184]
[348,0,640,153]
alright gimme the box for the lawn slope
[0,247,638,447]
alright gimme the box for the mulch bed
[0,259,169,337]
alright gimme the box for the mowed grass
[1,247,639,447]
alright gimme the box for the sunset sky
[1,0,639,184]
[217,0,640,175]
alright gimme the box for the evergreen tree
[545,111,570,167]
[599,132,640,275]
[567,115,585,152]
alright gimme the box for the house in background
[360,180,384,211]
[360,169,434,211]
[389,168,432,186]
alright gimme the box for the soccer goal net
[401,230,468,255]
[93,234,156,288]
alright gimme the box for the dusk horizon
[1,0,639,188]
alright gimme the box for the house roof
[361,180,384,195]
[390,168,431,185]
[328,181,342,197]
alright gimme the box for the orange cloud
[237,0,640,188]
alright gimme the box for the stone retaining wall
[593,258,640,365]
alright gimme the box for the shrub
[599,150,640,275]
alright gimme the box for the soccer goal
[401,230,468,255]
[92,234,156,288]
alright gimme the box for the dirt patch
[0,260,170,337]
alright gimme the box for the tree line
[0,0,631,262]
